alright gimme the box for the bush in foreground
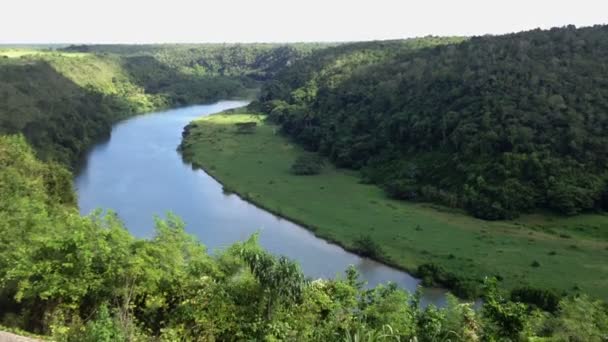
[1,135,608,341]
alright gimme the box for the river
[75,101,448,306]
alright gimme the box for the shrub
[548,295,608,341]
[62,305,126,342]
[417,263,481,299]
[383,179,418,200]
[546,178,603,215]
[353,235,384,259]
[510,287,560,312]
[222,185,235,194]
[234,121,257,134]
[482,279,528,340]
[290,154,323,175]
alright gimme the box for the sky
[1,0,607,43]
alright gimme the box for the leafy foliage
[510,286,561,313]
[237,234,306,320]
[0,135,607,340]
[416,263,480,299]
[482,278,529,340]
[290,154,324,175]
[352,235,384,259]
[260,25,608,219]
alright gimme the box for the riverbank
[179,113,608,299]
[77,101,444,305]
[0,49,265,168]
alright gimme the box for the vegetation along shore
[179,112,608,300]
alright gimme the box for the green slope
[259,25,608,219]
[180,113,608,299]
[0,44,320,166]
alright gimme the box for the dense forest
[1,134,607,341]
[258,25,608,219]
[0,44,321,167]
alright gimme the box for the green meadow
[0,49,88,58]
[180,113,608,299]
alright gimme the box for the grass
[180,113,608,299]
[0,50,153,108]
[0,49,88,58]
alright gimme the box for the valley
[180,111,608,299]
[1,23,608,341]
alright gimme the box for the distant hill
[258,25,608,219]
[61,43,333,81]
[0,44,323,166]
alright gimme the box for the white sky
[1,0,607,43]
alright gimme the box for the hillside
[0,52,234,166]
[180,112,608,300]
[62,43,331,81]
[259,25,608,219]
[0,44,322,167]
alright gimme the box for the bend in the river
[75,100,449,306]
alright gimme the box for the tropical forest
[0,3,607,341]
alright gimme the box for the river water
[75,101,448,306]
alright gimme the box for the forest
[258,25,608,219]
[1,134,607,341]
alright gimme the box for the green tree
[238,234,306,321]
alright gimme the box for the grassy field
[180,113,608,299]
[0,49,88,58]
